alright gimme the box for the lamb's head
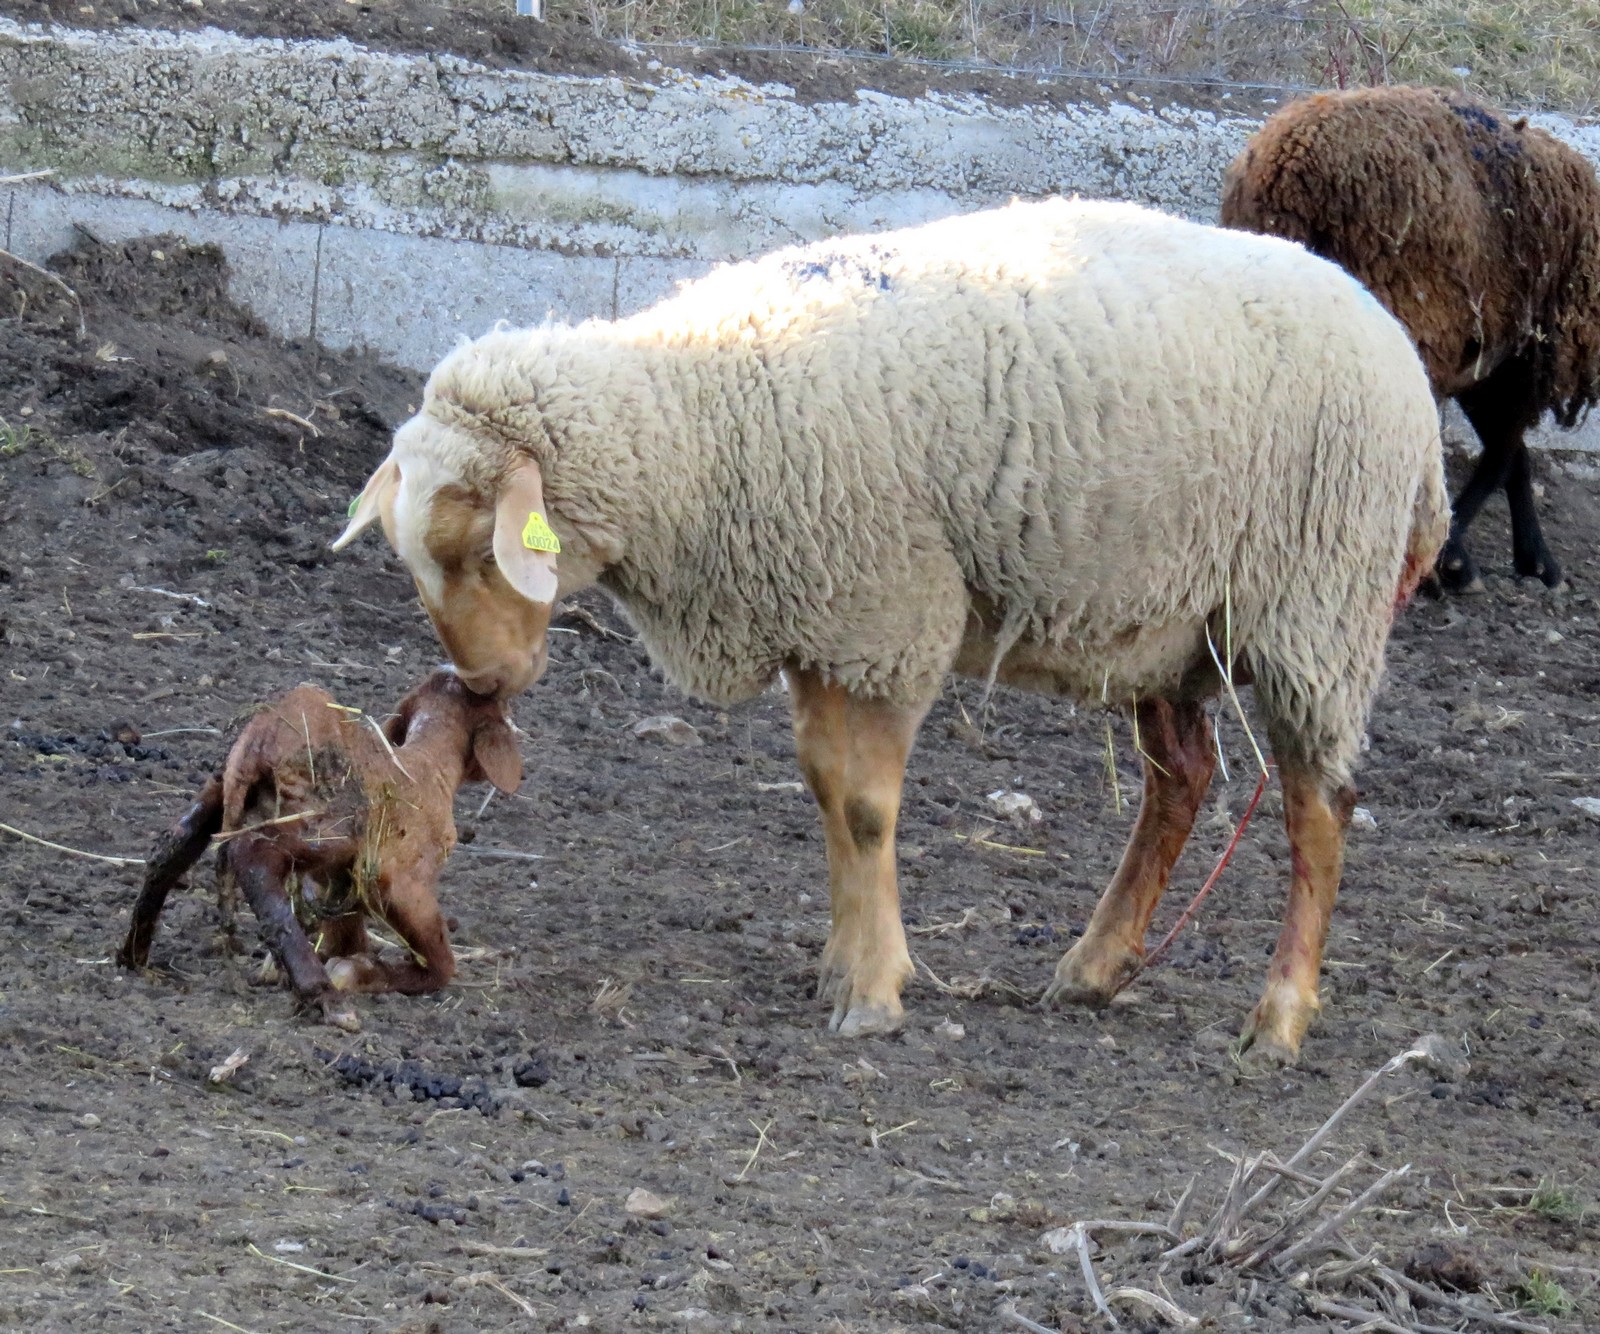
[384,669,523,794]
[333,414,559,701]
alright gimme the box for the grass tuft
[1512,1266,1573,1316]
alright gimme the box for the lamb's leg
[224,841,360,1032]
[326,882,455,996]
[315,912,369,961]
[787,668,930,1037]
[1237,766,1356,1068]
[1045,699,1214,1006]
[118,775,224,969]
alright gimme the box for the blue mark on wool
[784,246,894,291]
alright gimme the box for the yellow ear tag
[521,511,561,554]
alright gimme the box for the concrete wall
[2,16,1598,449]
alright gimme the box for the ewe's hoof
[319,998,362,1034]
[830,997,903,1037]
[1237,986,1317,1071]
[1044,939,1139,1009]
[1234,1029,1298,1072]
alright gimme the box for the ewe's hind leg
[1046,699,1214,1006]
[1239,765,1356,1068]
[787,669,930,1037]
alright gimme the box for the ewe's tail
[117,775,224,969]
[1398,447,1451,609]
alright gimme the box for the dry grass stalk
[590,975,634,1018]
[0,819,145,866]
[1012,1037,1547,1334]
[262,406,320,436]
[735,1117,775,1180]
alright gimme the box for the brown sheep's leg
[1237,766,1356,1068]
[1045,699,1214,1007]
[1502,443,1561,586]
[326,889,456,996]
[224,842,360,1032]
[1443,367,1559,589]
[118,775,224,969]
[787,668,931,1037]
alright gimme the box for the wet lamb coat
[411,197,1446,784]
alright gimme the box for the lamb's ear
[470,720,524,795]
[491,459,559,605]
[381,690,420,747]
[332,455,400,551]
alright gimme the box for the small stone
[75,1113,101,1129]
[1571,797,1600,820]
[935,1018,965,1041]
[1350,806,1377,831]
[625,1187,670,1218]
[632,715,702,746]
[986,789,1042,824]
[1040,1226,1079,1254]
[1545,628,1565,645]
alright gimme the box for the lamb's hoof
[1044,937,1140,1009]
[318,996,362,1034]
[830,995,904,1037]
[326,957,361,992]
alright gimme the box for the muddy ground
[2,238,1599,1334]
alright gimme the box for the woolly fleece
[1220,85,1600,427]
[403,197,1446,787]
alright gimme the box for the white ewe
[334,197,1446,1065]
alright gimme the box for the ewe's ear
[491,458,560,605]
[470,719,524,794]
[332,455,401,551]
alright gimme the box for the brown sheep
[1220,85,1600,590]
[117,671,522,1031]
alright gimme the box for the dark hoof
[1435,552,1483,594]
[1514,553,1564,588]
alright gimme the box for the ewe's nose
[455,658,540,701]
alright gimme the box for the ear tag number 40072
[522,511,561,554]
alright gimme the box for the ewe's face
[396,482,552,700]
[333,427,560,703]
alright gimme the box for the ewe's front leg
[1237,765,1355,1068]
[788,669,930,1037]
[1046,699,1214,1007]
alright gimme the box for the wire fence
[543,0,1600,112]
